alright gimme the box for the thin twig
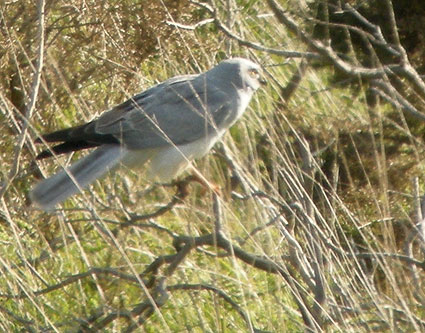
[0,0,45,198]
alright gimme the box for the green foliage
[0,0,424,332]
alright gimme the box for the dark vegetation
[0,0,424,331]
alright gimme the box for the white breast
[232,90,253,126]
[145,130,225,182]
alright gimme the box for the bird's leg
[187,174,221,195]
[171,174,220,198]
[171,176,193,199]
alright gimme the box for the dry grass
[0,0,424,332]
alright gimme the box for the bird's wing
[36,73,239,158]
[35,75,198,159]
[95,75,237,150]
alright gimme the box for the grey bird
[30,58,265,210]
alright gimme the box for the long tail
[30,145,126,210]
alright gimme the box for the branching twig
[173,1,320,59]
[0,304,35,332]
[266,0,402,78]
[122,177,192,224]
[353,252,425,270]
[0,267,140,299]
[168,283,263,332]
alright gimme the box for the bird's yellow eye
[248,69,260,79]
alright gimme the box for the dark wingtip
[35,140,109,160]
[36,150,53,160]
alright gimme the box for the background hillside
[1,0,425,331]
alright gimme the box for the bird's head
[209,58,266,92]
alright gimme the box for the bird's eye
[248,69,260,79]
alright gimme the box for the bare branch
[177,1,320,59]
[165,18,214,30]
[370,81,425,122]
[168,283,262,332]
[0,267,140,299]
[0,304,35,332]
[266,0,401,78]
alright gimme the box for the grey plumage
[30,58,264,210]
[31,146,126,209]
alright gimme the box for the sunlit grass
[0,0,424,331]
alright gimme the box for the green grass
[1,0,424,332]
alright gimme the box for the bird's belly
[146,132,224,182]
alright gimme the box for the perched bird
[30,58,265,210]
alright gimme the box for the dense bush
[0,0,424,331]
